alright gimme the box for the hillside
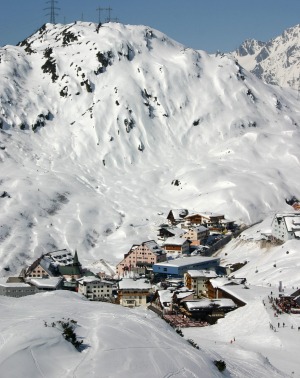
[1,22,300,273]
[233,24,300,88]
[0,290,287,378]
[216,216,300,287]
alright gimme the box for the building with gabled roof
[25,255,59,278]
[271,213,300,242]
[24,250,82,286]
[118,278,152,307]
[58,250,82,280]
[77,276,115,300]
[28,277,64,292]
[46,249,74,265]
[184,212,225,227]
[116,240,167,276]
[162,237,191,255]
[167,209,189,225]
[183,298,237,323]
[206,277,247,300]
[181,226,209,243]
[157,226,186,240]
[184,270,218,298]
[151,289,174,314]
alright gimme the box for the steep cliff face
[0,22,300,273]
[233,24,300,88]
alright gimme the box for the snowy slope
[195,216,300,375]
[184,288,299,377]
[1,22,300,273]
[233,24,300,88]
[215,216,300,287]
[0,290,288,378]
[0,291,217,378]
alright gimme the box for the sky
[1,0,300,52]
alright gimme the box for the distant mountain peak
[236,39,265,57]
[233,23,300,88]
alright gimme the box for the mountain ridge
[0,22,300,273]
[233,23,300,88]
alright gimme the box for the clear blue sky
[1,0,300,52]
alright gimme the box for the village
[1,210,300,329]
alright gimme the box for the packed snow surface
[1,22,300,274]
[216,216,300,287]
[184,283,300,377]
[0,290,290,378]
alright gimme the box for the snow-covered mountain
[1,21,300,273]
[233,24,300,88]
[0,290,286,378]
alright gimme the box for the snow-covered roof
[39,257,55,275]
[218,285,269,305]
[163,236,188,246]
[118,278,151,290]
[29,277,63,289]
[156,256,219,268]
[209,277,233,288]
[190,225,209,232]
[175,291,194,299]
[184,211,224,220]
[163,227,186,237]
[157,290,173,306]
[220,219,234,224]
[186,270,217,278]
[77,276,114,286]
[185,298,236,310]
[273,213,300,231]
[0,278,31,288]
[47,250,74,265]
[77,276,100,284]
[141,240,164,254]
[284,216,300,232]
[168,209,188,220]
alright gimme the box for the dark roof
[58,265,81,276]
[26,255,59,277]
[73,250,80,266]
[83,270,97,277]
[40,257,59,276]
[6,277,25,283]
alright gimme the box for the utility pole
[45,0,60,24]
[106,7,112,22]
[96,5,117,23]
[96,6,106,24]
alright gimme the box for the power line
[106,6,112,22]
[44,0,60,24]
[96,6,117,23]
[96,6,107,24]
